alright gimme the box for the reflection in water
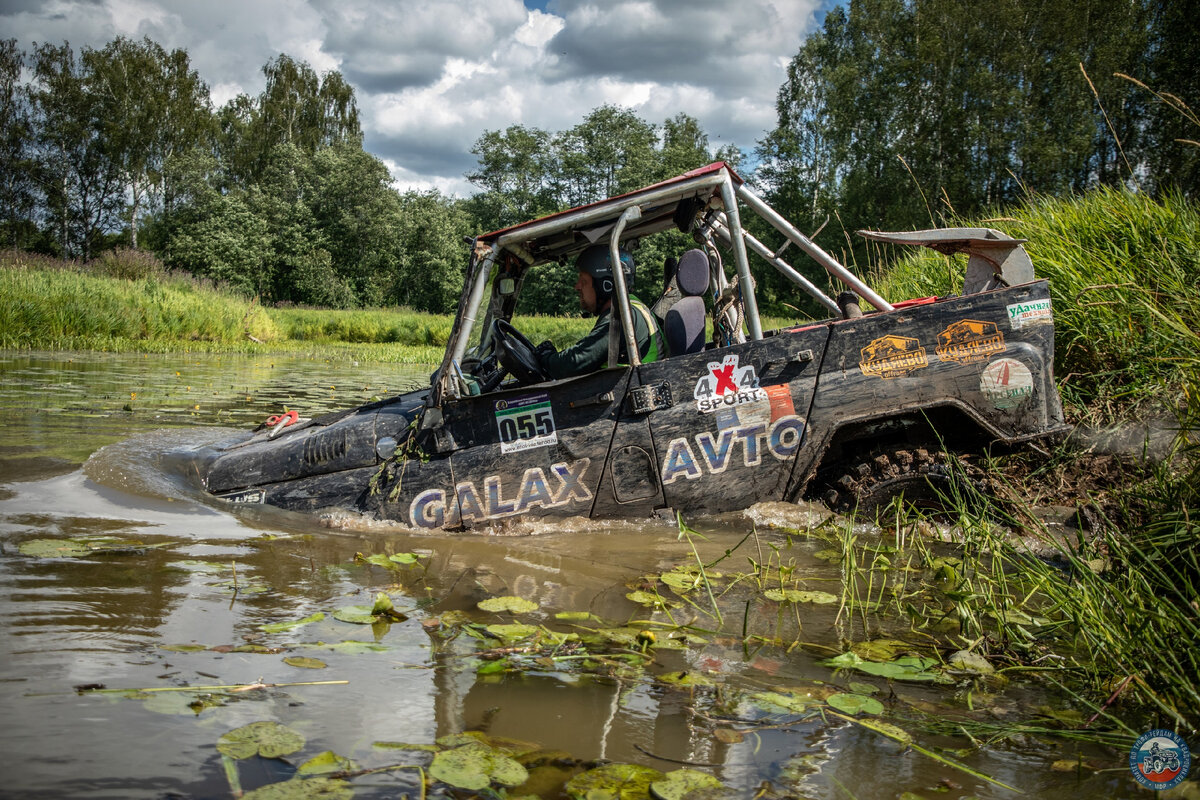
[0,351,1146,799]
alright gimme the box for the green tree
[0,39,37,248]
[466,124,557,229]
[555,105,657,205]
[393,190,471,313]
[84,36,211,248]
[29,42,124,259]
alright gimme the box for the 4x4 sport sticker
[936,319,1006,364]
[693,353,764,413]
[859,335,929,379]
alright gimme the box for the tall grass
[0,251,279,347]
[871,188,1200,419]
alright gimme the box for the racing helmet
[575,244,635,304]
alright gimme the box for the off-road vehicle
[198,162,1067,527]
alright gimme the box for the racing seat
[663,249,710,356]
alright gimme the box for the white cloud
[2,0,824,195]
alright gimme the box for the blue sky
[2,0,827,195]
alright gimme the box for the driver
[536,244,665,379]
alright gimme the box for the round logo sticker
[1129,729,1190,791]
[980,357,1034,409]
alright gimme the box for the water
[0,350,1154,799]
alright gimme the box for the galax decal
[859,335,929,379]
[661,415,805,485]
[1006,298,1053,329]
[409,458,592,529]
[693,353,764,413]
[495,392,557,453]
[935,319,1006,364]
[980,357,1034,409]
[223,489,265,504]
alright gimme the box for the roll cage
[430,161,1031,409]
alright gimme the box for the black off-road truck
[198,162,1067,528]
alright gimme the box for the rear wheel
[818,446,987,517]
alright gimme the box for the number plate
[494,392,558,453]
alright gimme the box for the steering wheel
[491,319,550,385]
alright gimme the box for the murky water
[0,351,1154,799]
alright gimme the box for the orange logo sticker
[859,335,929,379]
[936,319,1006,364]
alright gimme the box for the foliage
[871,187,1200,416]
[755,0,1191,268]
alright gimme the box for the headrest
[676,249,709,297]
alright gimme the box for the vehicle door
[413,367,632,529]
[634,325,828,515]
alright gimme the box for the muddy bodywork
[199,163,1066,527]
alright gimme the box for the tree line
[1,0,1194,316]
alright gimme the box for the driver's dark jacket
[541,296,664,380]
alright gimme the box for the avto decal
[661,415,805,485]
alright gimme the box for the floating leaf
[389,552,422,564]
[827,693,884,715]
[849,639,911,661]
[283,656,327,669]
[626,590,678,609]
[946,650,994,676]
[241,777,353,800]
[824,652,939,682]
[430,744,528,790]
[159,643,207,653]
[260,612,325,634]
[813,548,843,562]
[477,658,508,675]
[371,592,394,615]
[848,681,879,695]
[658,671,715,688]
[17,537,172,558]
[231,644,284,654]
[332,605,377,624]
[217,721,305,760]
[763,588,837,604]
[436,731,539,757]
[297,640,389,654]
[168,559,227,573]
[140,691,224,716]
[477,596,539,614]
[363,554,397,569]
[373,742,439,751]
[555,611,594,622]
[485,623,538,642]
[713,728,744,744]
[750,690,821,713]
[297,751,355,775]
[565,763,664,799]
[659,570,702,592]
[651,768,725,800]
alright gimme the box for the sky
[1,0,826,197]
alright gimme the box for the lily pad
[217,721,305,760]
[813,548,843,562]
[750,690,821,714]
[297,750,355,775]
[283,656,327,669]
[658,671,715,688]
[824,652,940,682]
[485,623,538,641]
[140,691,224,716]
[651,768,725,800]
[241,777,353,800]
[159,643,207,653]
[946,649,994,675]
[849,639,911,661]
[565,763,665,799]
[626,590,678,609]
[763,588,837,604]
[297,640,389,654]
[555,610,595,622]
[429,743,528,790]
[827,692,884,715]
[260,612,325,634]
[477,596,539,614]
[332,605,378,624]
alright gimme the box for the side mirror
[498,277,516,296]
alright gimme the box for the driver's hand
[535,340,557,360]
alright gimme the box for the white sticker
[495,392,557,453]
[1006,298,1053,329]
[693,353,766,413]
[980,358,1034,409]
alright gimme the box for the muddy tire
[819,446,986,517]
